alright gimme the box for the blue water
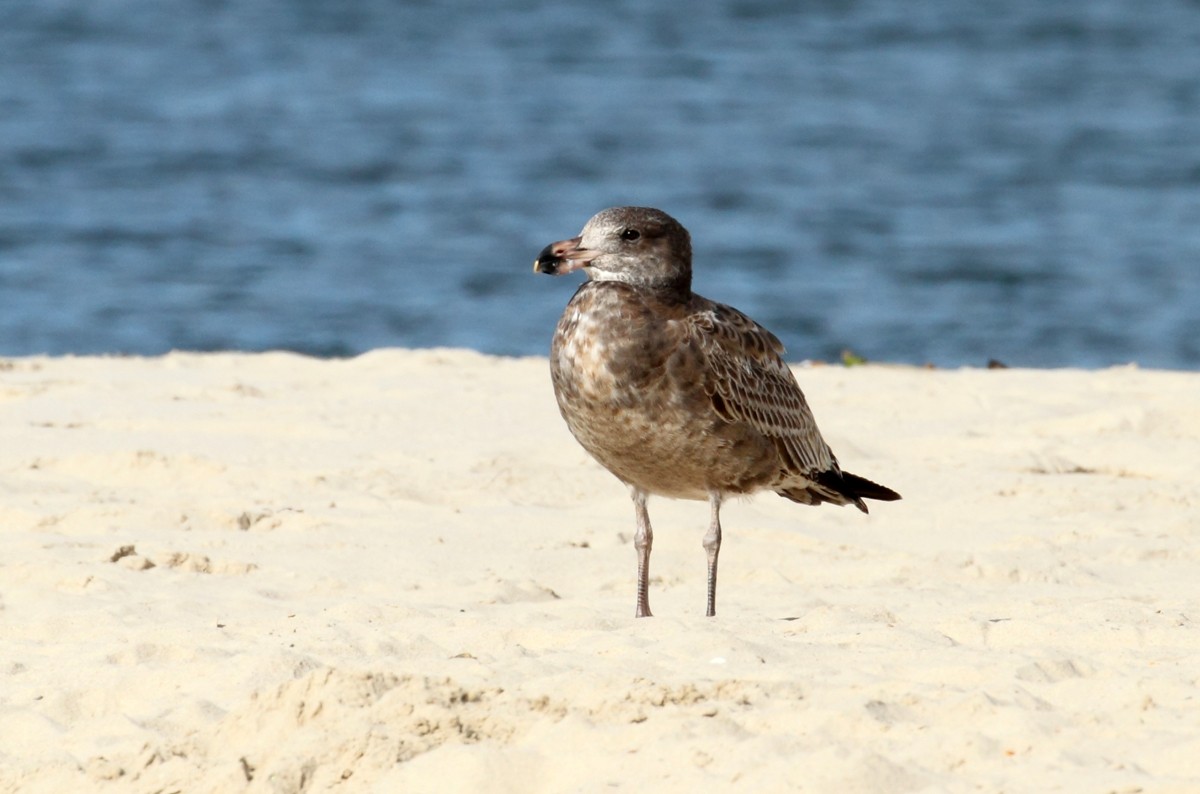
[3,0,1199,368]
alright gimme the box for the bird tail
[839,472,901,511]
[778,470,901,514]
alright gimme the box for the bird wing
[690,302,836,477]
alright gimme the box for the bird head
[534,207,692,294]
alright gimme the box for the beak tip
[534,237,591,276]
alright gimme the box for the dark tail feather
[841,471,901,504]
[844,472,902,515]
[792,470,901,514]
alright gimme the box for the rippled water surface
[3,1,1199,367]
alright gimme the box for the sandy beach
[1,349,1197,792]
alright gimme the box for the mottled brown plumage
[535,206,900,617]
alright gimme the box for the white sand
[1,350,1197,792]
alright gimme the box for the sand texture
[1,350,1198,792]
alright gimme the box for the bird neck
[588,270,691,302]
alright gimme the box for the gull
[534,207,900,617]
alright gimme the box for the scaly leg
[703,492,723,617]
[632,488,653,618]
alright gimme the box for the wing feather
[691,302,835,476]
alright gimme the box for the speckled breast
[549,282,779,499]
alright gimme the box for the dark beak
[533,236,597,275]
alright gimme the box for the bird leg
[703,492,723,617]
[632,488,653,618]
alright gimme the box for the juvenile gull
[534,207,900,617]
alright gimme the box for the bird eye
[620,228,641,241]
